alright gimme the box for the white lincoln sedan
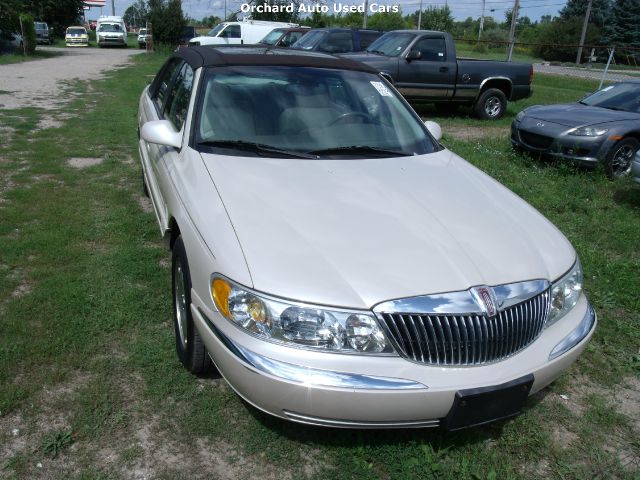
[138,46,595,430]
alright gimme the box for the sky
[86,0,567,23]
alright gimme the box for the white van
[96,16,127,47]
[190,19,298,46]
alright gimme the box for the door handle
[439,66,448,73]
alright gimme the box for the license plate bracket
[443,374,534,431]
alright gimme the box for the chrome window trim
[199,308,428,391]
[372,279,550,316]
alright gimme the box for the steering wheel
[328,112,372,126]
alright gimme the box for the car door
[219,24,241,44]
[396,35,456,100]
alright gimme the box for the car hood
[341,52,396,70]
[525,103,640,127]
[201,150,575,310]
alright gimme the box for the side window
[164,63,194,131]
[319,32,353,53]
[414,37,446,62]
[221,24,241,38]
[281,31,302,47]
[154,59,182,112]
[359,32,380,50]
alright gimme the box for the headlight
[568,126,609,136]
[211,276,393,354]
[515,110,526,122]
[547,259,583,326]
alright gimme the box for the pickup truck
[343,30,533,119]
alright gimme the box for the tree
[407,5,453,31]
[608,0,640,48]
[0,0,84,38]
[532,17,601,61]
[560,0,612,31]
[148,0,186,46]
[249,0,301,22]
[124,0,149,29]
[367,11,409,31]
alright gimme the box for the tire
[474,88,507,120]
[172,235,212,374]
[604,137,639,180]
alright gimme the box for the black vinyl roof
[172,45,378,73]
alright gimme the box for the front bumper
[511,119,613,166]
[191,290,596,428]
[98,36,126,45]
[66,39,89,47]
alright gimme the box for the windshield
[98,23,122,32]
[67,28,86,35]
[367,32,414,56]
[207,24,226,37]
[291,30,326,50]
[581,83,640,113]
[260,29,286,45]
[195,66,436,158]
[139,28,147,35]
[35,23,48,30]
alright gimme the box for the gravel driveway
[0,46,144,110]
[534,63,639,83]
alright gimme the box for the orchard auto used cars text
[240,2,400,13]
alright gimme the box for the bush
[19,13,36,54]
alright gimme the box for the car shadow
[613,184,640,209]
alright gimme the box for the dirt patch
[36,117,64,130]
[67,157,103,169]
[159,258,170,269]
[444,125,509,142]
[613,376,640,433]
[550,424,578,448]
[11,280,32,298]
[137,196,154,214]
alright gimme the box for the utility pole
[576,0,592,65]
[478,0,485,42]
[111,0,115,16]
[363,0,369,28]
[506,0,520,61]
[417,0,422,29]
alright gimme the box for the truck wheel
[172,235,212,374]
[474,88,507,120]
[604,137,639,180]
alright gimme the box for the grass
[455,42,543,64]
[0,49,64,65]
[0,54,638,479]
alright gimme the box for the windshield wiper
[602,105,629,112]
[368,49,386,55]
[306,145,410,157]
[197,140,314,159]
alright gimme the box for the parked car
[34,22,51,44]
[190,19,297,46]
[137,45,595,430]
[632,151,640,184]
[138,27,150,48]
[258,27,309,47]
[65,26,89,47]
[512,82,640,179]
[0,30,23,52]
[96,15,127,47]
[341,30,532,119]
[290,28,383,54]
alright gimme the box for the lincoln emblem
[471,286,497,317]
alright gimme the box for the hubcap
[174,260,188,348]
[484,97,502,117]
[610,145,635,177]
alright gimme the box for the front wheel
[474,88,507,120]
[604,137,639,180]
[172,236,212,374]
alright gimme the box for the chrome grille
[378,290,550,366]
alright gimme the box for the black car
[512,82,640,178]
[290,28,383,54]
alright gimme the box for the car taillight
[529,65,534,85]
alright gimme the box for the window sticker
[601,85,614,92]
[370,81,392,97]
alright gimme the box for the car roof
[173,45,379,73]
[383,30,444,35]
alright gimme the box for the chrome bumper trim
[549,303,596,360]
[283,410,440,429]
[198,308,428,391]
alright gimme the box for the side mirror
[406,49,422,61]
[141,120,182,149]
[424,120,442,141]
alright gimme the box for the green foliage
[560,0,613,32]
[123,0,149,29]
[367,11,409,31]
[19,13,36,54]
[531,17,601,62]
[148,0,186,46]
[407,5,454,31]
[200,15,222,27]
[608,0,640,49]
[250,0,301,22]
[41,430,73,458]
